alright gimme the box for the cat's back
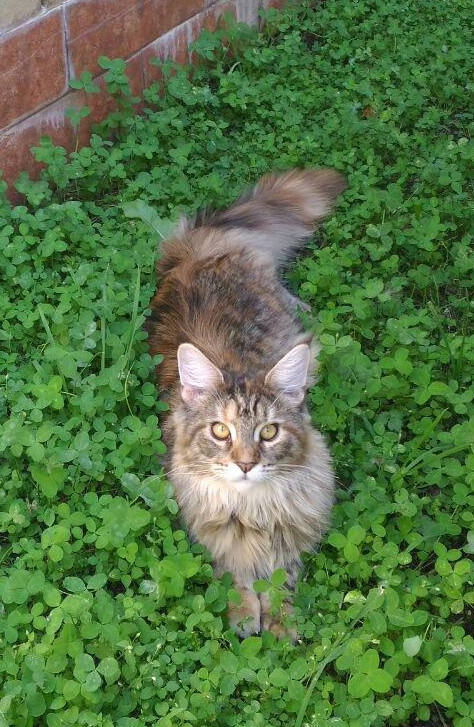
[147,168,346,391]
[147,230,303,391]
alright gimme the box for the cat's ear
[264,343,311,404]
[177,343,224,403]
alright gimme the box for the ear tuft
[264,344,311,403]
[177,343,224,403]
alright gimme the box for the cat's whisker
[164,465,195,476]
[273,469,334,489]
[277,463,323,472]
[277,463,336,481]
[165,464,217,476]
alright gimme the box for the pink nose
[236,461,257,474]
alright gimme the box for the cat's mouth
[214,462,268,486]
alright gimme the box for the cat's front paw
[260,594,298,642]
[228,587,261,637]
[262,614,298,642]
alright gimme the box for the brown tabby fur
[146,169,346,638]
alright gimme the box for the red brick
[262,0,289,10]
[141,22,190,87]
[0,52,144,198]
[188,2,236,64]
[143,0,212,42]
[0,11,68,131]
[67,0,207,78]
[189,1,236,37]
[75,52,144,146]
[0,101,74,196]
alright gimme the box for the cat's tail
[180,168,347,266]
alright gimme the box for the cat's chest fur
[173,473,320,582]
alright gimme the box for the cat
[146,168,346,638]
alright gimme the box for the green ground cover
[0,1,473,725]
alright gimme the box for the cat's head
[169,342,314,491]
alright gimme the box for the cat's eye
[260,423,278,441]
[211,422,231,440]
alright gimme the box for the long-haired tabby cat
[147,168,346,638]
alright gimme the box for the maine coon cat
[146,168,346,638]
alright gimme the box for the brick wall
[0,0,289,198]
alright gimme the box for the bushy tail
[186,168,347,265]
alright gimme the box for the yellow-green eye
[260,424,278,441]
[211,422,231,440]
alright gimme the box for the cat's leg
[215,560,260,637]
[227,585,261,637]
[260,593,298,642]
[260,563,299,641]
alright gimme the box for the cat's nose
[236,461,257,474]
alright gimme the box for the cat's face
[169,343,312,491]
[176,386,309,489]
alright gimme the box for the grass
[0,1,473,726]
